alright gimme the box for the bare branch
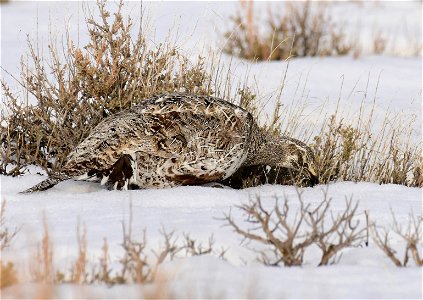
[371,212,422,267]
[226,191,365,267]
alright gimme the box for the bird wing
[65,94,254,181]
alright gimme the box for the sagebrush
[371,212,422,267]
[1,1,214,175]
[223,1,351,61]
[226,190,366,266]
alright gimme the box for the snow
[1,1,422,299]
[1,170,422,298]
[3,260,422,299]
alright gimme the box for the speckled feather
[22,93,318,193]
[23,93,255,192]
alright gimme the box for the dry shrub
[84,228,224,285]
[372,30,387,54]
[116,201,226,284]
[310,113,421,187]
[69,221,88,284]
[0,261,18,289]
[0,200,17,251]
[371,212,422,267]
[1,0,213,175]
[30,216,55,283]
[222,1,421,187]
[224,103,421,188]
[118,227,179,284]
[223,1,351,61]
[21,201,227,286]
[225,189,365,266]
[0,200,19,289]
[271,73,422,187]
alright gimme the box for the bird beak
[308,166,319,186]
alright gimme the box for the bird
[221,164,318,189]
[21,93,318,193]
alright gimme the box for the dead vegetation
[0,200,18,251]
[223,1,421,60]
[371,212,422,267]
[25,202,226,286]
[223,1,351,61]
[0,0,214,176]
[0,200,19,288]
[225,189,366,266]
[30,215,55,283]
[222,0,422,186]
[310,113,421,186]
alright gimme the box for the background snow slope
[1,1,422,298]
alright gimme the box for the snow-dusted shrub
[225,190,366,266]
[223,1,351,61]
[0,1,214,175]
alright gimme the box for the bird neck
[244,124,275,166]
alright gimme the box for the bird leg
[102,154,139,190]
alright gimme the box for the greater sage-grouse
[22,93,318,193]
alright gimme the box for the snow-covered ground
[1,1,422,299]
[1,170,422,298]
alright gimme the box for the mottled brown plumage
[22,93,318,193]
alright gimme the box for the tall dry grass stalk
[30,215,55,283]
[70,221,88,283]
[0,200,19,288]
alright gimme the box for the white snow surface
[1,170,422,299]
[1,1,422,298]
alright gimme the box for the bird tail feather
[20,174,71,194]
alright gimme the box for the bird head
[268,136,319,186]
